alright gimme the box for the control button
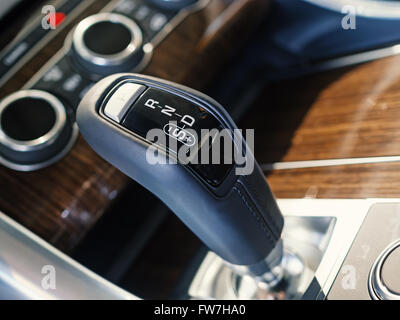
[369,239,400,300]
[134,5,151,21]
[70,13,144,75]
[43,65,64,82]
[1,27,45,68]
[114,0,138,15]
[104,83,146,123]
[62,74,82,92]
[35,57,93,110]
[0,90,78,171]
[3,42,29,67]
[120,86,233,186]
[149,13,168,32]
[117,1,174,42]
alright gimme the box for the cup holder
[0,90,78,171]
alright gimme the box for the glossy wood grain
[0,0,114,252]
[0,0,270,251]
[241,55,400,164]
[0,136,129,251]
[145,0,270,89]
[240,53,400,200]
[266,162,400,199]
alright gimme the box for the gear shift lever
[76,74,286,287]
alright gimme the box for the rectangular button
[104,83,146,123]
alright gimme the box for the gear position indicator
[101,81,234,186]
[143,97,196,126]
[163,123,196,147]
[121,87,221,154]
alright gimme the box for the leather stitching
[232,185,276,245]
[239,178,282,235]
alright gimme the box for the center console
[0,0,268,254]
[74,70,400,301]
[2,0,398,301]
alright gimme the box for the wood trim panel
[241,55,400,164]
[144,0,270,89]
[266,162,400,199]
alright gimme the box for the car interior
[1,0,400,301]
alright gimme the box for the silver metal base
[188,199,388,300]
[0,210,136,299]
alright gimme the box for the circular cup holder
[71,13,144,75]
[0,90,78,171]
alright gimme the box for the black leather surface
[77,73,284,266]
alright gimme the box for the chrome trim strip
[310,45,400,73]
[261,155,400,171]
[269,44,400,81]
[0,210,137,299]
